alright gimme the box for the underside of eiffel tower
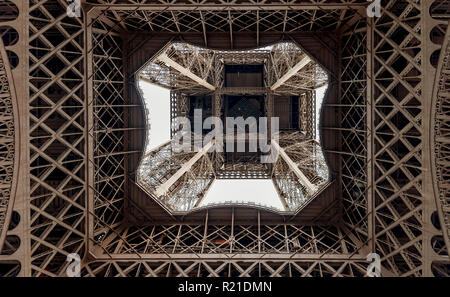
[0,0,449,278]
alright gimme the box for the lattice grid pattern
[0,0,449,277]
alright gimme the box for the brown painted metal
[0,0,449,277]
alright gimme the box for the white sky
[315,85,328,142]
[199,179,284,210]
[139,80,171,151]
[139,79,327,210]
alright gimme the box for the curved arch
[186,203,285,215]
[430,21,450,256]
[0,37,18,252]
[135,41,333,214]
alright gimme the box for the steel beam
[157,53,215,91]
[270,56,311,90]
[271,140,317,193]
[155,140,215,197]
[89,4,369,11]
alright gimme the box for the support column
[366,15,375,253]
[155,140,215,197]
[157,53,215,91]
[421,1,449,276]
[271,140,317,193]
[271,56,311,90]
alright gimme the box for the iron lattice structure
[0,0,448,277]
[137,40,330,212]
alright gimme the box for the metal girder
[1,0,449,278]
[89,253,366,261]
[155,140,215,197]
[271,140,317,194]
[142,41,326,96]
[430,14,450,264]
[87,3,369,11]
[271,56,311,90]
[157,53,215,91]
[0,38,17,253]
[269,43,327,94]
[83,2,366,41]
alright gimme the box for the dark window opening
[225,64,264,88]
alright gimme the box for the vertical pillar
[366,15,375,254]
[85,10,95,255]
[9,0,31,276]
[421,0,447,276]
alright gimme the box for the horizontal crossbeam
[89,4,369,11]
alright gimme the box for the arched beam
[0,39,18,252]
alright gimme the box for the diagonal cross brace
[271,140,317,193]
[155,140,215,197]
[157,53,216,91]
[271,56,311,91]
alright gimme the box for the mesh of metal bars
[272,140,330,210]
[0,0,449,277]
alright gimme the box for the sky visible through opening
[199,179,283,209]
[139,80,327,210]
[139,80,171,152]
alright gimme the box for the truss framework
[432,20,450,264]
[0,30,17,255]
[137,42,328,212]
[138,139,216,211]
[0,0,448,277]
[140,41,328,95]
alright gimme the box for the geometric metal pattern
[85,0,368,34]
[372,1,428,275]
[432,19,450,275]
[270,43,328,94]
[140,41,328,95]
[339,14,370,257]
[372,0,448,276]
[137,40,330,212]
[138,141,215,211]
[0,0,449,277]
[27,0,87,277]
[272,139,330,210]
[0,32,16,255]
